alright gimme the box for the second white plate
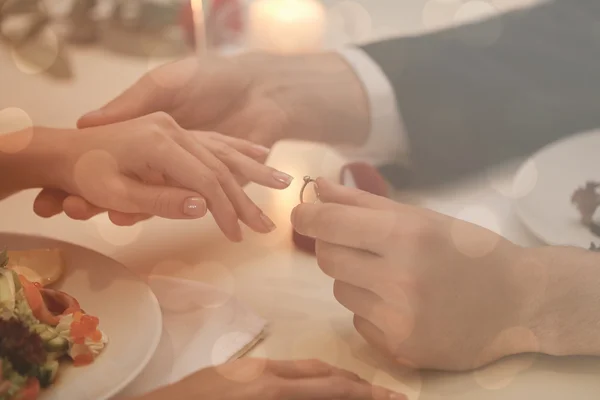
[513,130,600,248]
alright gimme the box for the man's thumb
[77,76,160,128]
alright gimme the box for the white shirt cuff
[334,47,409,166]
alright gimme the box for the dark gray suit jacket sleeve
[362,0,600,188]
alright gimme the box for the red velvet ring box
[292,162,389,254]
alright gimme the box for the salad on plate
[0,249,107,399]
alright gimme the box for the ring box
[292,162,389,254]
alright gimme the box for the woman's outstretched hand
[34,112,293,241]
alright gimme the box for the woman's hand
[35,53,368,224]
[291,179,539,371]
[40,112,293,241]
[131,358,405,400]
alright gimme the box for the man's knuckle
[332,281,349,304]
[314,205,342,236]
[150,111,176,128]
[315,244,337,277]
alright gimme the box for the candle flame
[190,0,204,15]
[190,0,207,54]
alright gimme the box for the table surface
[2,1,600,399]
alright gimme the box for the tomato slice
[16,378,40,400]
[73,352,94,367]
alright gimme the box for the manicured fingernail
[233,225,243,242]
[183,197,207,217]
[273,171,294,186]
[260,213,277,232]
[252,144,271,156]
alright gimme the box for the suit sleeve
[362,0,600,188]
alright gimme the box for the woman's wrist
[0,127,73,192]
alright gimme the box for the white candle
[248,0,326,54]
[191,0,208,54]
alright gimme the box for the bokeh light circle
[451,205,502,258]
[453,1,503,47]
[11,26,60,75]
[0,107,33,153]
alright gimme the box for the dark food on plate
[571,181,600,242]
[0,249,107,400]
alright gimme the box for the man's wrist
[334,47,408,166]
[523,246,600,357]
[239,51,370,146]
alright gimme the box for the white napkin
[117,275,267,398]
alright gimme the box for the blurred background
[0,0,535,127]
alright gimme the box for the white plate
[513,131,600,248]
[0,233,162,400]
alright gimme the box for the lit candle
[248,0,326,54]
[191,0,208,54]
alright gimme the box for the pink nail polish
[260,213,276,232]
[273,171,294,185]
[183,197,206,217]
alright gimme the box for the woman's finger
[106,177,208,220]
[268,360,362,382]
[173,133,278,234]
[199,136,293,190]
[149,142,242,241]
[277,377,404,400]
[200,131,272,160]
[187,132,273,187]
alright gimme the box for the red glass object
[179,0,243,48]
[292,162,389,254]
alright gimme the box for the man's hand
[36,52,369,224]
[291,179,548,371]
[131,358,404,400]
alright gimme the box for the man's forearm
[364,0,600,187]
